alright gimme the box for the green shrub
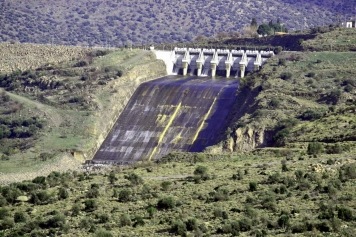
[307,142,324,155]
[306,72,316,78]
[119,214,131,227]
[29,190,51,205]
[238,217,252,231]
[278,214,290,228]
[269,98,280,108]
[0,197,7,207]
[74,61,88,67]
[146,206,156,218]
[273,128,290,146]
[124,173,143,186]
[71,203,81,216]
[278,58,286,66]
[0,217,14,230]
[98,213,110,223]
[32,176,46,186]
[157,196,176,209]
[58,187,69,200]
[343,163,356,179]
[161,181,172,191]
[46,214,66,228]
[79,217,92,229]
[267,172,281,184]
[249,182,258,192]
[171,220,187,236]
[213,188,229,201]
[213,208,228,219]
[117,70,123,77]
[14,211,26,223]
[133,215,145,227]
[194,166,210,181]
[300,109,325,121]
[86,187,100,198]
[118,189,132,202]
[95,229,113,237]
[338,207,353,221]
[280,72,293,80]
[0,208,10,220]
[108,171,117,184]
[186,218,198,231]
[84,199,98,212]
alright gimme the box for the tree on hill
[257,24,272,36]
[250,18,258,29]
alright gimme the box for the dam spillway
[92,76,238,164]
[155,48,274,78]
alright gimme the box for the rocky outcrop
[229,126,274,152]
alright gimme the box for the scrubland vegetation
[1,152,356,236]
[1,25,356,236]
[0,0,350,46]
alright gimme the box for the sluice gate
[156,48,274,78]
[92,76,239,164]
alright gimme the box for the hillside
[0,0,353,46]
[1,22,356,237]
[0,44,166,181]
[0,152,356,236]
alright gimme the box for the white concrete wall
[154,50,174,75]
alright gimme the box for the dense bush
[171,220,187,236]
[119,214,131,227]
[280,72,293,80]
[124,173,143,186]
[338,207,353,221]
[118,189,132,202]
[157,196,176,209]
[213,188,229,202]
[161,181,172,191]
[45,214,66,228]
[0,116,44,139]
[29,190,52,205]
[300,109,326,121]
[14,211,26,223]
[74,61,88,67]
[108,171,117,184]
[58,187,69,200]
[307,142,324,155]
[84,199,98,212]
[249,182,258,191]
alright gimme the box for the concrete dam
[156,47,274,78]
[92,49,273,164]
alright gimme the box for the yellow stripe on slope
[190,97,217,145]
[148,102,182,160]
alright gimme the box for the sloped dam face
[93,76,238,164]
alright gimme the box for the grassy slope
[0,47,158,174]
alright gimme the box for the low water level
[93,76,239,164]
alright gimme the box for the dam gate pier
[155,48,274,78]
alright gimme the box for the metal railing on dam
[155,48,274,78]
[92,75,239,164]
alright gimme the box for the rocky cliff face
[227,126,274,152]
